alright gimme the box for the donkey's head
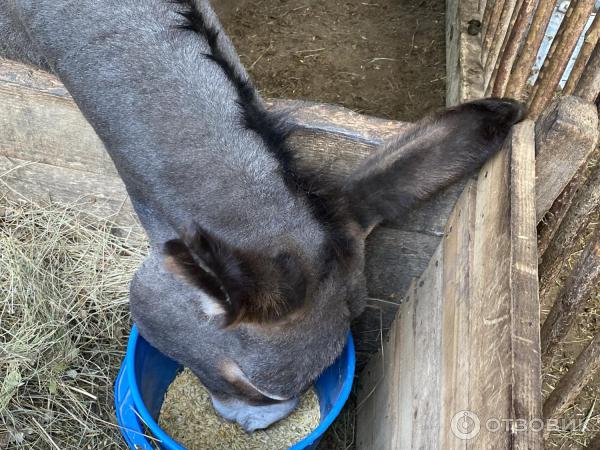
[131,97,525,432]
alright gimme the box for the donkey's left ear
[341,98,526,233]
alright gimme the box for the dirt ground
[222,0,446,122]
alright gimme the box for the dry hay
[0,195,146,449]
[159,368,320,450]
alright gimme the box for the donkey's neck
[10,0,323,247]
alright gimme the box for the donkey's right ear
[161,226,254,322]
[341,98,526,233]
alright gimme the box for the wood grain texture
[539,154,600,298]
[439,183,476,450]
[528,0,597,118]
[491,0,538,97]
[505,0,555,101]
[355,282,416,450]
[0,156,140,236]
[508,119,542,449]
[482,0,519,92]
[446,0,485,106]
[468,137,513,450]
[535,95,599,223]
[574,40,600,104]
[356,121,542,449]
[411,246,444,450]
[564,12,600,96]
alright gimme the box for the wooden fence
[357,0,600,448]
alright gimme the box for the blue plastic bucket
[114,325,355,450]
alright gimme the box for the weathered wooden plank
[508,119,542,449]
[535,95,600,223]
[411,245,444,449]
[446,0,484,107]
[439,182,476,450]
[365,229,441,301]
[468,137,513,450]
[357,121,541,449]
[0,73,117,177]
[0,156,140,234]
[355,282,416,450]
[467,120,541,448]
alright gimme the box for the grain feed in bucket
[158,368,320,450]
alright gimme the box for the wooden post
[543,332,600,421]
[528,0,597,118]
[356,121,542,450]
[540,226,600,357]
[482,0,508,64]
[491,0,537,97]
[505,0,556,100]
[574,41,600,103]
[482,0,520,92]
[446,0,485,106]
[534,95,600,225]
[564,13,600,96]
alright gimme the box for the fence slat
[564,13,600,95]
[528,0,597,118]
[492,0,538,97]
[540,226,600,357]
[543,332,600,421]
[482,0,508,63]
[509,119,543,450]
[574,41,600,103]
[534,96,600,225]
[505,0,556,100]
[483,0,520,92]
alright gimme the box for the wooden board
[446,0,484,106]
[356,121,542,449]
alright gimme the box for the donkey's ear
[342,98,526,232]
[162,226,254,324]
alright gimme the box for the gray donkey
[0,0,524,432]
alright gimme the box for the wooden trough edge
[355,120,542,450]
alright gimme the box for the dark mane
[171,0,356,262]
